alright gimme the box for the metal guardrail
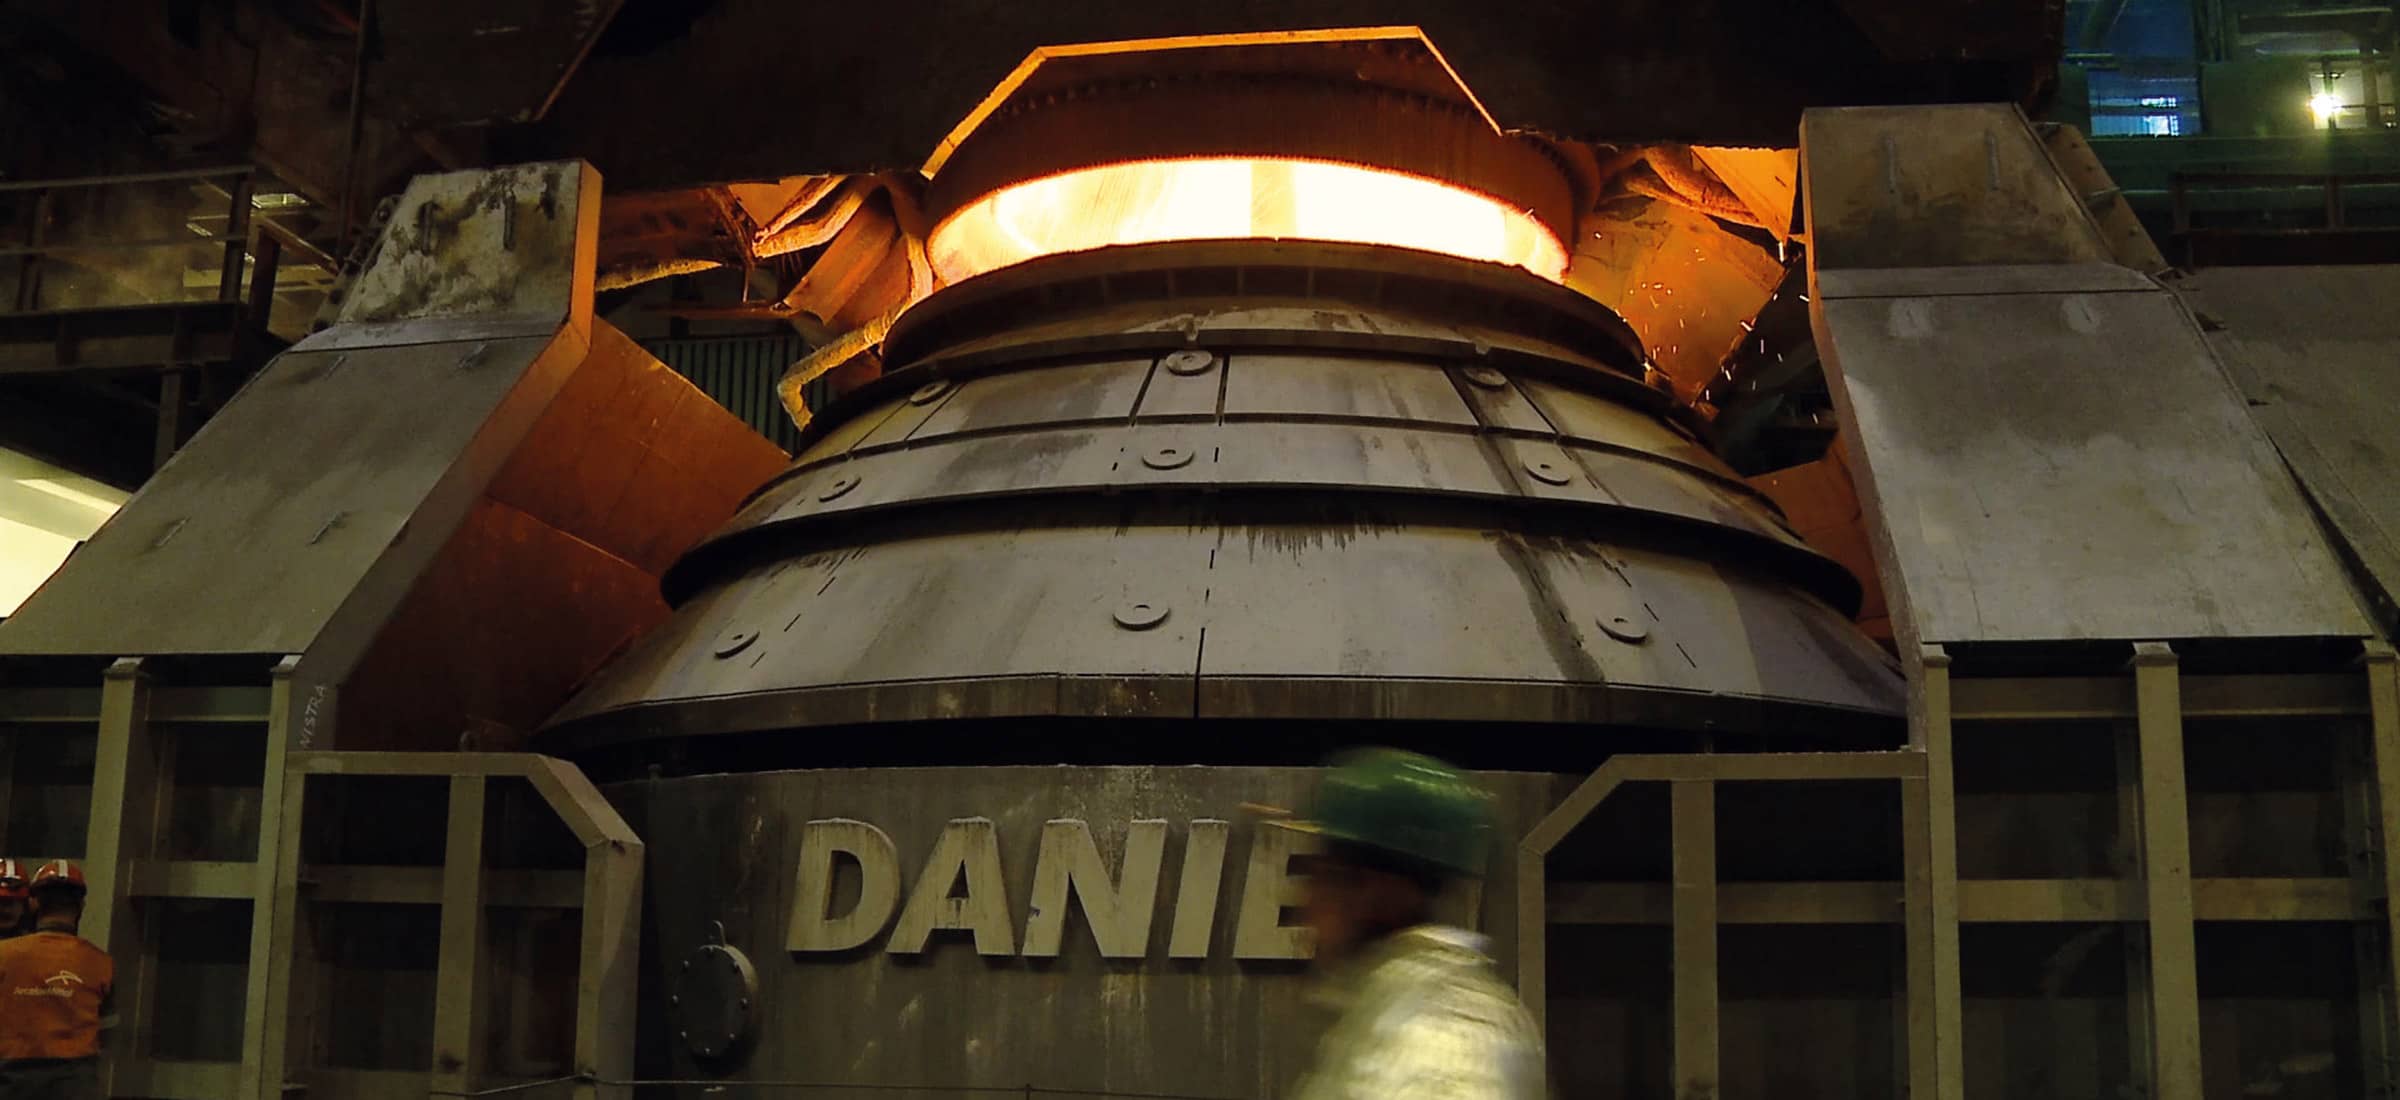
[2170,169,2400,234]
[2,165,256,312]
[276,751,645,1100]
[2165,169,2400,265]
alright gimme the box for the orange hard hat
[0,858,24,900]
[28,859,85,897]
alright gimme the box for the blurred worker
[1282,749,1545,1100]
[0,861,27,940]
[0,860,113,1100]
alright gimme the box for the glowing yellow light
[929,157,1570,285]
[2311,92,2343,122]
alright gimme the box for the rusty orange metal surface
[337,320,789,750]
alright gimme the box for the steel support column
[575,823,642,1100]
[1909,645,1965,1100]
[2117,713,2158,1100]
[1517,846,1549,1032]
[258,731,313,1100]
[84,658,155,948]
[431,775,490,1094]
[237,658,300,1098]
[2131,642,2204,1099]
[2363,643,2400,1092]
[0,716,13,855]
[1671,780,1718,1100]
[85,657,160,1094]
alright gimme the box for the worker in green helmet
[1281,748,1546,1100]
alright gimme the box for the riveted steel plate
[553,523,1214,726]
[799,395,908,462]
[1448,367,1554,433]
[1566,445,1801,548]
[1182,524,1547,686]
[1163,349,1218,376]
[1141,444,1197,471]
[852,377,961,450]
[1517,378,1721,473]
[1598,614,1650,643]
[1495,438,1611,505]
[550,244,1901,749]
[1136,352,1227,419]
[714,631,759,658]
[1113,600,1171,629]
[912,358,1154,439]
[1204,423,1506,497]
[748,428,1135,528]
[1523,456,1575,486]
[1221,354,1477,426]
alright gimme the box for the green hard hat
[1292,748,1494,878]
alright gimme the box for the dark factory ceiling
[3,0,2058,221]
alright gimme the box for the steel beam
[0,721,13,856]
[2116,674,2157,1100]
[111,1058,241,1100]
[1952,673,2365,722]
[2131,643,2204,1100]
[1913,646,1965,1100]
[84,657,161,1096]
[1524,751,1924,858]
[1517,748,1927,1036]
[1517,844,1549,1032]
[257,735,313,1100]
[125,860,256,899]
[308,866,587,908]
[0,685,271,724]
[576,833,642,1100]
[153,367,184,471]
[1901,777,1938,1100]
[431,775,490,1095]
[83,658,156,947]
[238,657,300,1099]
[1671,780,1717,1100]
[1547,877,2364,924]
[2364,643,2400,1093]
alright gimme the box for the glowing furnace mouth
[927,156,1571,285]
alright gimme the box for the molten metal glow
[929,158,1569,284]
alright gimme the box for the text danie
[786,817,1318,960]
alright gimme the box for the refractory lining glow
[928,157,1570,284]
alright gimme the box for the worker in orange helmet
[0,860,114,1100]
[0,861,28,940]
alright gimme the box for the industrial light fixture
[2312,63,2347,130]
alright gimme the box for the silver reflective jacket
[1289,926,1547,1100]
